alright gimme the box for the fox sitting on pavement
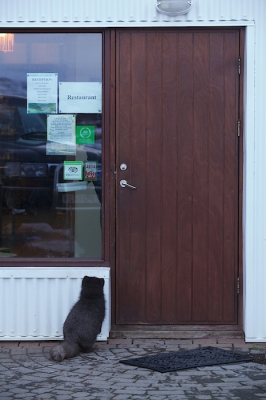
[50,276,105,362]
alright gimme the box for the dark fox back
[50,276,105,361]
[63,276,105,349]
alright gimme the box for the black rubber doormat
[119,346,252,373]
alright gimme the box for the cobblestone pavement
[0,339,266,399]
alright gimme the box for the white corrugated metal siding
[0,0,256,26]
[0,0,266,341]
[0,268,110,340]
[243,1,266,342]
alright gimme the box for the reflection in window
[0,33,102,258]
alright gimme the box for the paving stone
[164,339,193,345]
[106,339,133,346]
[193,339,219,345]
[250,349,266,354]
[11,345,28,352]
[0,392,12,397]
[8,388,30,394]
[0,339,266,399]
[234,347,250,354]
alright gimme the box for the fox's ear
[82,275,89,285]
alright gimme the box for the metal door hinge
[237,120,241,137]
[238,57,241,75]
[237,277,240,295]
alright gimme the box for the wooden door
[116,29,241,325]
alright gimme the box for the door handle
[120,179,137,190]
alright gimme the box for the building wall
[0,0,257,27]
[0,0,265,341]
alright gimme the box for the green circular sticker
[80,126,92,139]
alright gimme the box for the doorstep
[110,325,244,340]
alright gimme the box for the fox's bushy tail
[50,341,80,362]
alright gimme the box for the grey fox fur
[50,276,105,362]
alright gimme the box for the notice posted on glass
[46,114,76,155]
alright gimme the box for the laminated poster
[46,114,76,156]
[27,73,58,114]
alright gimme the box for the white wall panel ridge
[0,267,111,341]
[0,0,255,27]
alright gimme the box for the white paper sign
[27,73,58,113]
[46,114,76,155]
[59,82,102,113]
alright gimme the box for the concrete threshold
[110,325,244,340]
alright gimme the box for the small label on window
[76,125,95,145]
[84,161,97,181]
[64,161,83,180]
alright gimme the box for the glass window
[0,33,102,258]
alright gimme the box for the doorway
[115,29,242,325]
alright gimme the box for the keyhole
[120,163,127,171]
